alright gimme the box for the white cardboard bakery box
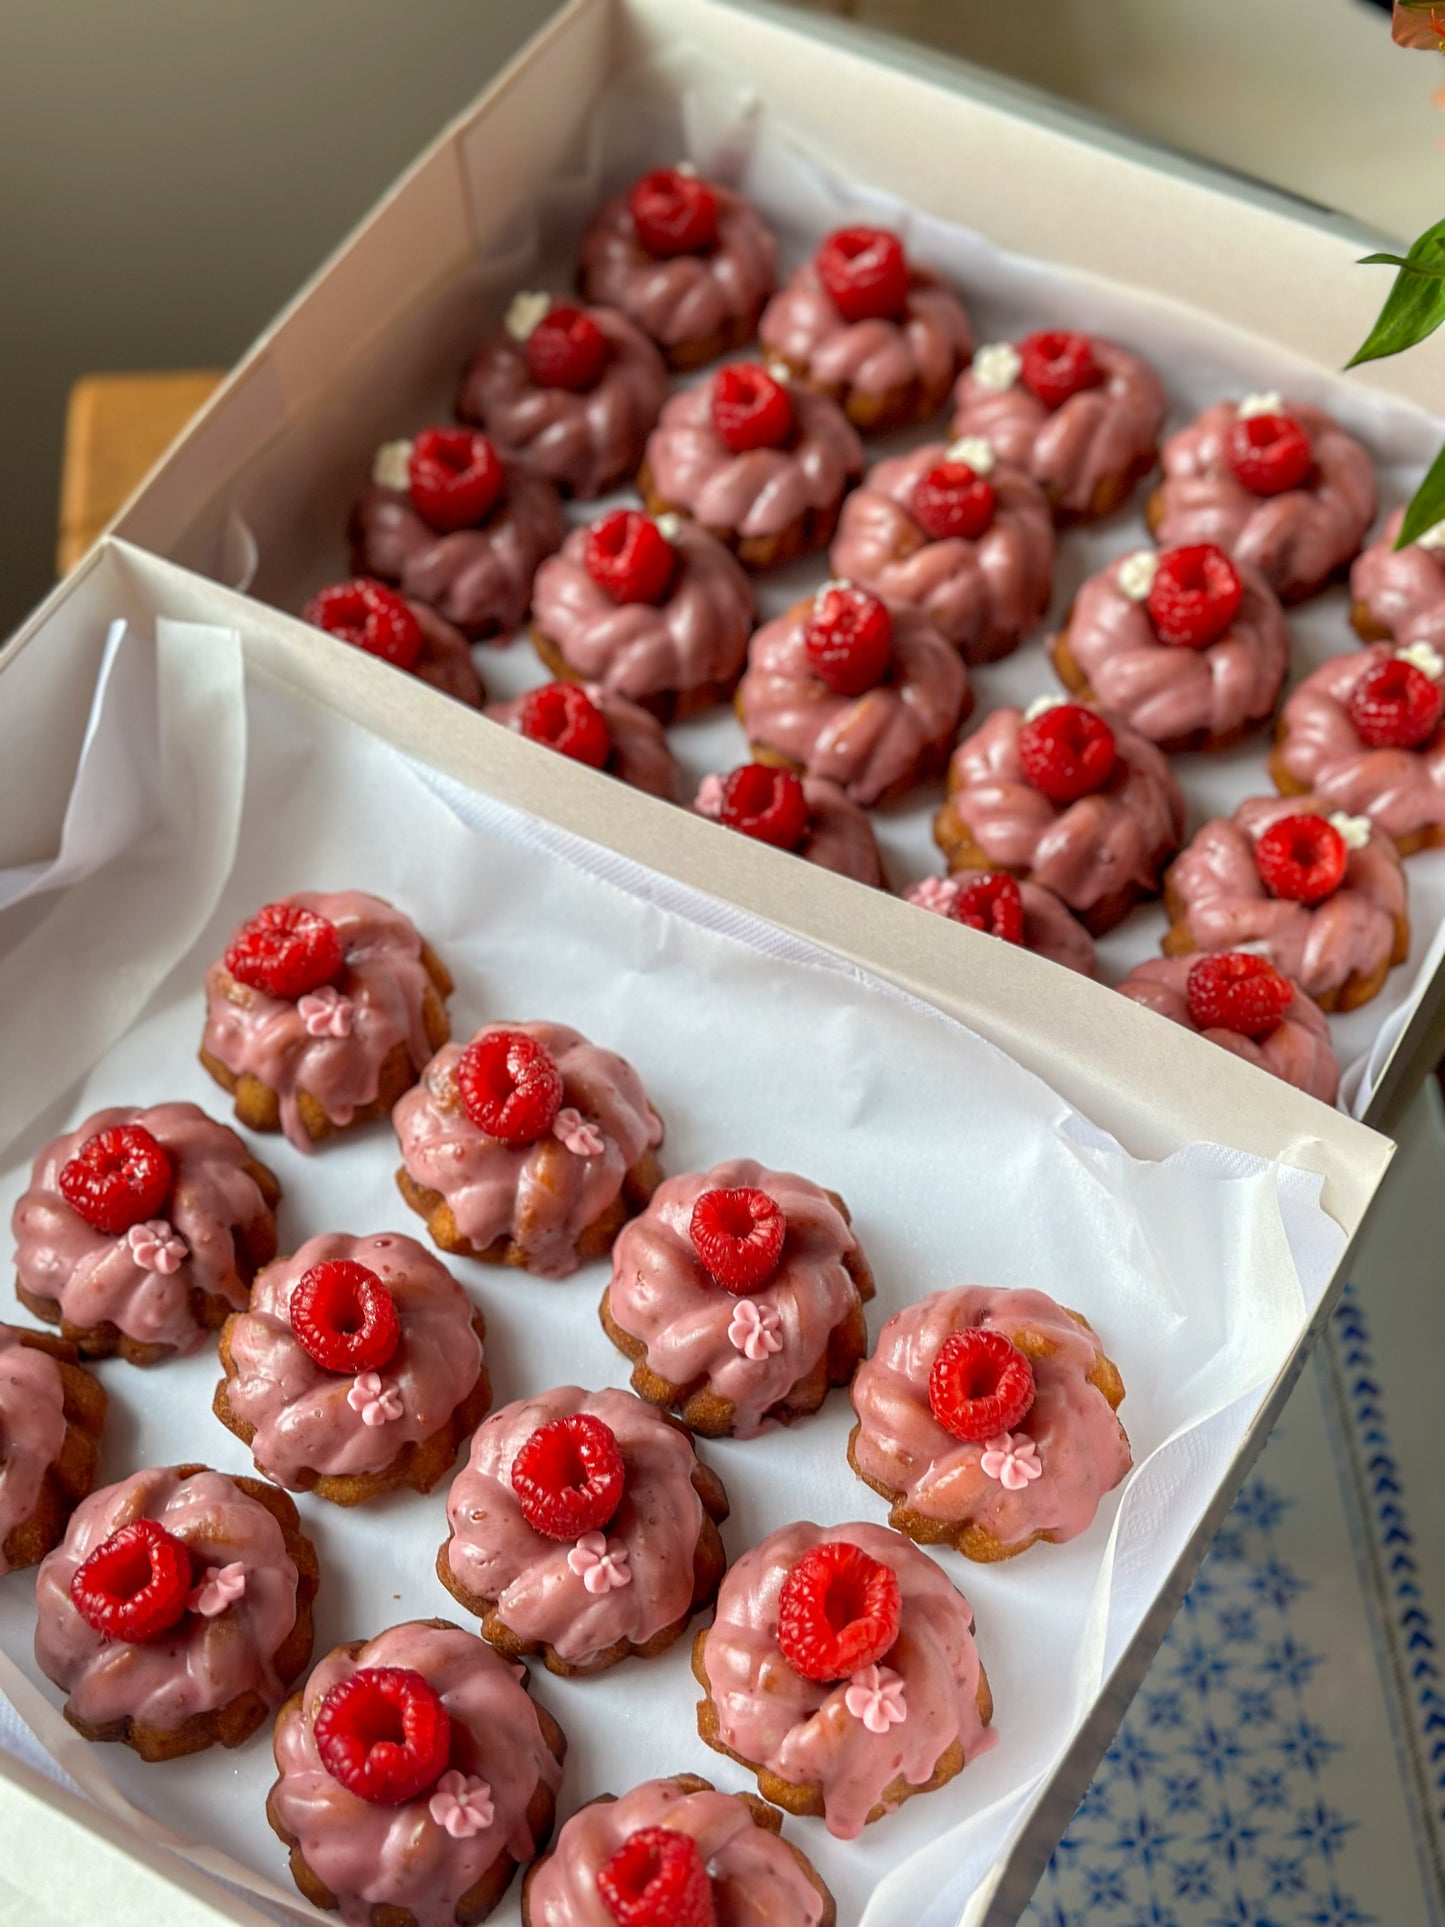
[0,0,1436,1920]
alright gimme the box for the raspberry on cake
[1269,639,1445,853]
[1118,955,1340,1103]
[934,699,1185,935]
[950,330,1165,521]
[521,1774,836,1927]
[848,1287,1131,1560]
[0,1324,106,1574]
[201,891,453,1152]
[457,293,668,499]
[577,166,777,369]
[736,583,969,807]
[1351,506,1445,646]
[758,224,974,432]
[349,426,564,639]
[903,871,1097,975]
[268,1618,566,1926]
[601,1158,874,1440]
[1162,795,1409,1011]
[214,1231,490,1506]
[302,578,485,707]
[828,434,1054,664]
[1051,544,1290,754]
[693,1520,993,1838]
[486,680,681,801]
[638,363,863,571]
[529,509,754,722]
[12,1102,280,1363]
[693,765,886,886]
[34,1462,317,1761]
[437,1384,729,1676]
[1148,393,1376,603]
[394,1021,664,1278]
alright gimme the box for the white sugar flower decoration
[1415,519,1445,553]
[945,435,996,475]
[372,439,414,490]
[905,877,960,917]
[971,342,1022,392]
[1396,638,1445,679]
[1116,549,1160,601]
[347,1372,403,1427]
[566,1532,632,1593]
[979,1431,1043,1490]
[505,290,552,341]
[727,1297,784,1361]
[1327,811,1371,851]
[765,359,793,385]
[1023,692,1069,724]
[126,1220,187,1274]
[553,1107,605,1157]
[844,1664,908,1734]
[187,1561,247,1618]
[695,774,725,819]
[298,986,355,1039]
[1236,390,1284,421]
[654,511,682,542]
[429,1771,495,1838]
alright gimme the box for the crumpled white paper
[0,620,1345,1927]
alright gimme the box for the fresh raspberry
[456,1028,564,1143]
[1185,953,1295,1040]
[715,765,810,852]
[710,363,794,454]
[583,510,676,606]
[407,427,504,532]
[1145,544,1243,649]
[1017,703,1118,806]
[689,1186,787,1293]
[525,304,610,392]
[1018,331,1103,410]
[911,461,996,542]
[1225,412,1312,496]
[58,1125,174,1235]
[948,873,1025,945]
[775,1541,902,1683]
[303,580,424,671]
[628,168,719,258]
[596,1827,717,1927]
[803,584,893,697]
[510,1412,626,1539]
[314,1667,452,1806]
[1253,812,1348,906]
[815,225,909,324]
[1346,658,1444,750]
[69,1519,193,1643]
[224,901,344,999]
[928,1327,1036,1443]
[289,1260,400,1375]
[517,683,612,769]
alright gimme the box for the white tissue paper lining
[0,618,1345,1927]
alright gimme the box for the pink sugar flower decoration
[727,1297,784,1361]
[695,774,725,819]
[979,1431,1043,1490]
[566,1531,632,1593]
[428,1770,495,1838]
[298,986,355,1039]
[844,1664,908,1734]
[905,877,960,917]
[552,1106,605,1157]
[347,1372,403,1427]
[187,1561,247,1618]
[126,1220,188,1274]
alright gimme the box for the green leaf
[1347,217,1445,367]
[1397,444,1445,548]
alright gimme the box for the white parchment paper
[0,619,1345,1926]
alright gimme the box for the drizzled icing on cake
[0,1327,68,1573]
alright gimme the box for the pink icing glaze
[442,1385,708,1666]
[902,874,1097,976]
[525,1777,828,1927]
[533,517,754,705]
[1274,642,1445,842]
[269,1620,561,1927]
[1351,507,1445,647]
[850,1287,1131,1551]
[33,1466,301,1730]
[938,706,1184,919]
[1117,956,1340,1103]
[759,264,973,404]
[694,772,886,886]
[577,181,777,355]
[699,1519,993,1839]
[13,1102,275,1355]
[737,594,968,807]
[643,376,863,544]
[203,891,443,1153]
[1153,400,1376,602]
[1165,794,1407,1002]
[350,463,564,639]
[605,1159,866,1439]
[485,686,680,802]
[1059,552,1289,746]
[950,337,1165,518]
[0,1327,68,1574]
[393,1022,663,1279]
[220,1231,484,1487]
[456,303,668,499]
[829,443,1054,663]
